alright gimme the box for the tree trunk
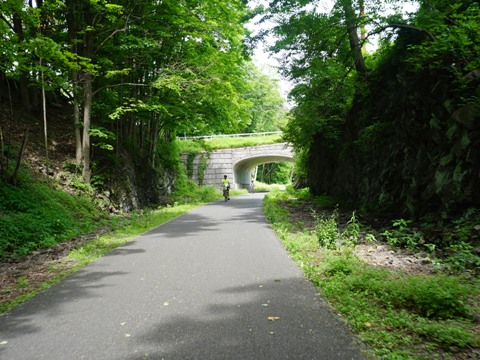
[359,0,366,41]
[74,96,82,163]
[82,73,93,183]
[41,60,49,174]
[151,117,160,168]
[65,0,86,165]
[73,71,83,163]
[11,128,29,185]
[0,127,5,181]
[341,0,367,75]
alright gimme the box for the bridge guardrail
[177,131,283,140]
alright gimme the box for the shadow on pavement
[122,278,368,360]
[0,268,128,339]
[141,213,219,238]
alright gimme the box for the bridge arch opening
[233,155,293,189]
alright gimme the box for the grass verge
[263,188,480,359]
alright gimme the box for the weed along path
[0,193,367,360]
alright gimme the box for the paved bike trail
[0,193,368,360]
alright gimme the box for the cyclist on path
[222,175,231,201]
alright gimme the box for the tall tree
[259,0,418,167]
[241,64,288,133]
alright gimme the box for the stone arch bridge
[181,143,293,189]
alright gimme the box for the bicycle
[223,185,230,202]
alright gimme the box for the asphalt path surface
[0,193,368,360]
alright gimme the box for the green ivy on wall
[185,151,210,185]
[197,153,210,185]
[186,152,196,179]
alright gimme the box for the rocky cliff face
[104,150,177,212]
[307,48,480,219]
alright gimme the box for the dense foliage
[0,0,287,209]
[263,0,480,218]
[256,162,293,184]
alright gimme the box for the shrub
[323,255,358,276]
[416,320,479,349]
[321,254,473,319]
[381,219,425,250]
[391,276,472,319]
[314,210,340,249]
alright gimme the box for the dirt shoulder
[282,199,440,275]
[0,226,111,313]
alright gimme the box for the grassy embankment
[176,133,283,152]
[263,187,479,359]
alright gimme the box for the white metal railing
[177,131,283,140]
